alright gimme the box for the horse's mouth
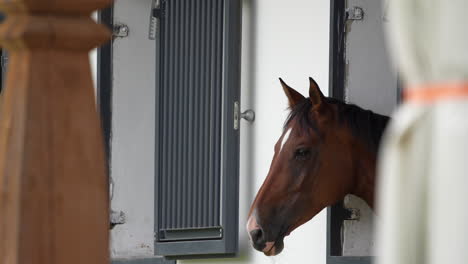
[263,239,285,256]
[261,225,290,256]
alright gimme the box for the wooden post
[0,0,112,263]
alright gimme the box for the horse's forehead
[279,120,305,147]
[280,128,293,152]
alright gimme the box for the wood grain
[0,0,112,263]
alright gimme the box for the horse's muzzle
[247,214,285,256]
[247,214,267,251]
[249,228,267,251]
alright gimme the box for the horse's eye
[294,148,310,160]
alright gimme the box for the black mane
[284,98,390,154]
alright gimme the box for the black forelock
[284,98,317,133]
[283,97,390,153]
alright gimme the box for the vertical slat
[169,0,176,228]
[160,0,168,230]
[212,0,220,226]
[193,0,201,228]
[162,0,169,228]
[171,0,177,228]
[190,2,201,227]
[187,0,195,229]
[199,0,206,228]
[178,0,187,229]
[181,0,189,228]
[167,0,176,228]
[213,0,223,226]
[174,0,183,229]
[203,0,212,227]
[215,0,224,227]
[207,0,214,227]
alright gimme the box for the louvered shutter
[154,0,241,257]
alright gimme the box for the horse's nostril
[249,228,268,251]
[250,228,263,242]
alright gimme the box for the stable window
[153,0,242,257]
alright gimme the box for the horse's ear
[279,78,305,108]
[309,77,325,106]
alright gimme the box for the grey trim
[328,256,373,264]
[220,0,242,255]
[156,239,231,256]
[97,6,113,181]
[112,257,175,264]
[159,227,223,241]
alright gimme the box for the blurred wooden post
[0,0,112,263]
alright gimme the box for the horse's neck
[352,150,376,209]
[349,111,389,209]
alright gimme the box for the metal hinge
[149,0,162,40]
[344,208,361,221]
[346,6,364,20]
[1,55,8,68]
[113,23,129,38]
[110,210,126,229]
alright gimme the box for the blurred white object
[376,1,468,264]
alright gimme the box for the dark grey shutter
[154,0,241,257]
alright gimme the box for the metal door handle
[241,109,255,123]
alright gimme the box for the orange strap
[404,82,468,103]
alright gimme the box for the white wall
[109,0,330,263]
[110,0,156,257]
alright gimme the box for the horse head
[247,77,389,256]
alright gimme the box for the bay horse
[247,77,389,256]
